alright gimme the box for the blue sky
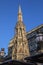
[0,0,43,54]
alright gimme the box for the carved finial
[18,5,23,22]
[19,5,22,14]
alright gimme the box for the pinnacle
[18,5,22,14]
[18,5,23,22]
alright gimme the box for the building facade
[27,24,43,56]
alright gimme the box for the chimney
[1,48,5,57]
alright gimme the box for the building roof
[27,24,43,35]
[0,59,34,65]
[24,53,43,63]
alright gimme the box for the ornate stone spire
[18,5,23,22]
[12,5,30,61]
